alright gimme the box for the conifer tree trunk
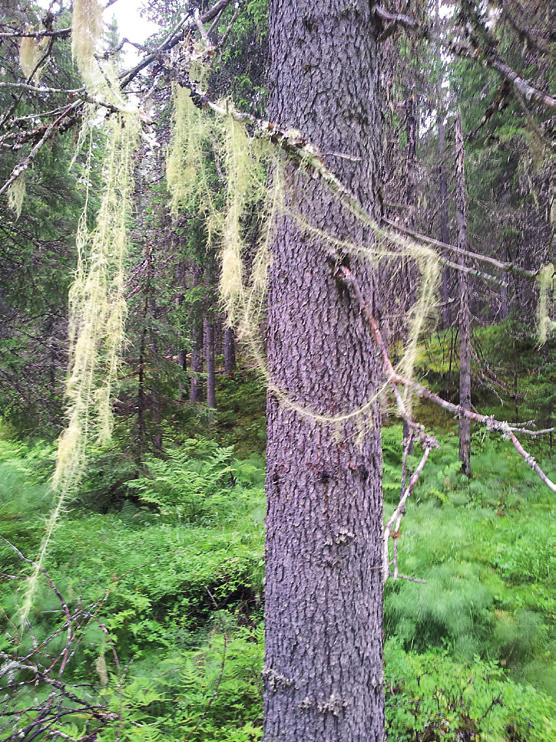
[438,107,451,329]
[205,316,216,410]
[455,111,471,476]
[224,325,236,374]
[435,0,451,331]
[189,264,204,403]
[176,259,188,396]
[405,95,417,230]
[402,95,417,456]
[264,2,385,740]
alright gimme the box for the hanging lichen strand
[166,85,270,335]
[20,110,139,626]
[19,30,46,81]
[166,85,212,217]
[7,172,26,220]
[537,264,556,345]
[220,114,267,327]
[72,0,104,91]
[19,0,141,625]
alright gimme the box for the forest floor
[1,325,554,741]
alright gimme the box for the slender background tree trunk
[438,107,451,329]
[189,263,204,403]
[264,2,385,740]
[224,325,236,375]
[205,316,216,410]
[455,111,471,475]
[402,94,417,457]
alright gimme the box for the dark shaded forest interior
[0,1,554,741]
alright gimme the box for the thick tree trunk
[205,316,216,410]
[455,111,471,476]
[224,325,236,375]
[264,3,385,741]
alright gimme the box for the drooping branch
[174,75,549,295]
[336,266,556,492]
[119,0,237,89]
[0,103,78,198]
[0,0,238,196]
[382,217,539,280]
[336,262,555,583]
[336,266,439,582]
[393,371,556,493]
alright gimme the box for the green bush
[385,638,555,742]
[127,438,237,523]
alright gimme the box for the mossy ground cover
[413,322,555,432]
[1,361,554,740]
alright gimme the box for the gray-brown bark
[264,2,385,740]
[455,111,471,476]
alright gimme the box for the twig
[387,572,427,584]
[383,440,435,582]
[382,216,539,280]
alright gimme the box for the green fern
[127,439,235,522]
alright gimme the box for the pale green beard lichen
[537,264,556,345]
[7,172,26,219]
[166,85,217,220]
[19,35,36,78]
[19,109,139,626]
[17,0,144,626]
[72,0,104,92]
[220,115,266,325]
[166,104,555,439]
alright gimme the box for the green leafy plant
[127,439,236,522]
[385,637,555,742]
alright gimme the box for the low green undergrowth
[1,423,554,739]
[383,425,555,696]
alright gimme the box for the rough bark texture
[264,2,385,740]
[455,112,471,476]
[405,95,417,231]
